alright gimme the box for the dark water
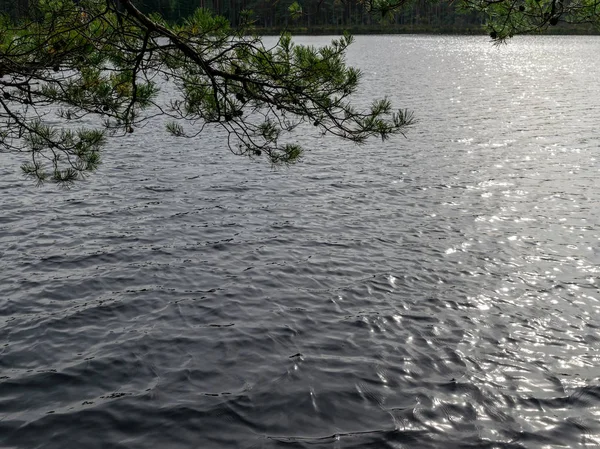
[1,35,600,448]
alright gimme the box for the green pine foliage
[0,0,415,186]
[459,0,600,40]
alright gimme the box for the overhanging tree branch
[0,0,416,186]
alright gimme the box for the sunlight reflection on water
[1,35,600,449]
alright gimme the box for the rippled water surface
[1,35,600,448]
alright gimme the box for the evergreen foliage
[0,0,414,185]
[460,0,600,40]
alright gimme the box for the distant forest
[132,0,486,32]
[2,0,486,32]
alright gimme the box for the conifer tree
[0,0,414,185]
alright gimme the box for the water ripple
[1,35,600,448]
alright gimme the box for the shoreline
[251,24,599,36]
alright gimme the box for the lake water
[1,35,599,448]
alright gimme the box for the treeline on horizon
[3,0,596,34]
[142,0,487,33]
[3,0,485,32]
